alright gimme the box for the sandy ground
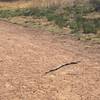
[0,20,100,100]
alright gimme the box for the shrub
[89,0,100,11]
[0,3,99,34]
[82,21,96,33]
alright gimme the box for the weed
[0,3,99,35]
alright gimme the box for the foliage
[88,0,100,12]
[0,3,99,34]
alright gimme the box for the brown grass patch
[0,0,33,9]
[0,0,72,9]
[0,0,89,9]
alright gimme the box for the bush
[82,21,96,33]
[0,4,99,34]
[89,0,100,11]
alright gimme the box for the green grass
[0,3,99,36]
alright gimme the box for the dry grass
[0,0,33,9]
[32,0,89,7]
[0,0,89,9]
[31,0,75,7]
[0,0,72,9]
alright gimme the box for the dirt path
[0,20,100,100]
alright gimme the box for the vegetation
[0,0,100,41]
[89,0,100,11]
[0,0,32,9]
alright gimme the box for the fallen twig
[44,61,81,75]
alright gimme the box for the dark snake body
[45,61,80,75]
